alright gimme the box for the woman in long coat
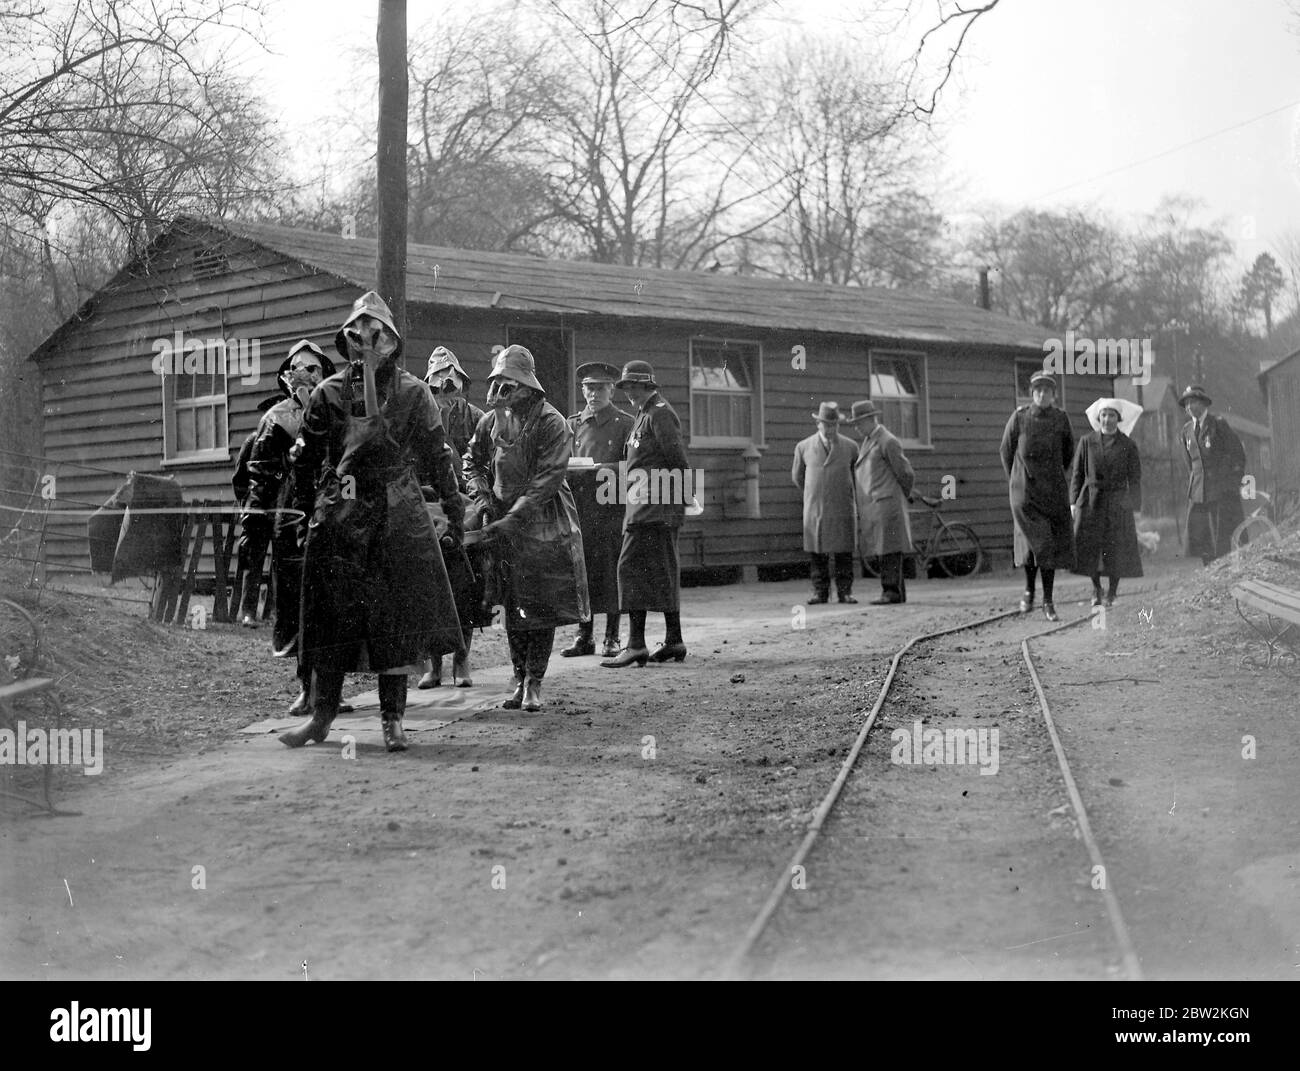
[465,345,589,712]
[1000,371,1075,621]
[281,292,465,753]
[1070,398,1143,607]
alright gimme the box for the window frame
[159,329,231,466]
[868,348,931,448]
[687,336,764,449]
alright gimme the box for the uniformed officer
[602,360,691,667]
[563,362,634,657]
[1178,384,1246,565]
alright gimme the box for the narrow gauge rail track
[726,597,1148,980]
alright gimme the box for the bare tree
[0,0,280,250]
[730,36,943,286]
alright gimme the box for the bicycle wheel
[932,523,983,578]
[1231,514,1280,552]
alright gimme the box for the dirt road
[2,552,1297,980]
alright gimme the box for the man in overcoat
[847,399,915,605]
[1178,384,1246,565]
[281,292,465,752]
[1000,371,1074,621]
[792,401,858,604]
[563,362,634,657]
[602,360,691,666]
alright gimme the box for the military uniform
[1182,412,1245,563]
[569,402,634,614]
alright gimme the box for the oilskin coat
[1000,404,1075,569]
[465,396,589,629]
[854,424,915,557]
[568,402,634,613]
[1069,431,1143,579]
[793,431,858,554]
[292,363,464,673]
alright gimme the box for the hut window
[689,338,761,446]
[160,337,230,462]
[869,350,929,446]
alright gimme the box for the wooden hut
[27,217,1114,582]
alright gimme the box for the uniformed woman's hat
[1029,370,1058,391]
[275,340,335,397]
[844,399,882,422]
[488,345,545,393]
[1177,383,1213,408]
[426,345,472,388]
[335,290,402,360]
[812,401,842,422]
[576,362,620,385]
[616,360,657,388]
[1086,396,1143,436]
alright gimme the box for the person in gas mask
[235,341,331,632]
[281,292,465,752]
[464,345,589,712]
[425,346,484,468]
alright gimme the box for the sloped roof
[207,217,1048,351]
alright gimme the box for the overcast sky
[256,0,1300,265]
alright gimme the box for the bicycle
[1231,486,1300,552]
[861,493,984,579]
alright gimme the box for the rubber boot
[280,668,340,747]
[379,674,408,752]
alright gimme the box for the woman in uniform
[1070,397,1143,607]
[1000,371,1075,621]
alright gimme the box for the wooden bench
[0,597,63,813]
[1231,579,1300,672]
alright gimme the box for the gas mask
[344,314,399,366]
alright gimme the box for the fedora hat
[576,362,621,384]
[426,345,472,388]
[844,399,882,422]
[275,340,335,397]
[488,345,545,393]
[812,401,842,422]
[335,290,401,360]
[616,360,658,389]
[1086,396,1143,437]
[1177,383,1213,408]
[1029,370,1058,391]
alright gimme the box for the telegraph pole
[376,0,408,336]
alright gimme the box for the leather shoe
[601,646,649,668]
[869,595,902,605]
[240,614,259,629]
[1043,603,1059,622]
[1018,591,1035,613]
[453,651,472,687]
[338,702,354,714]
[838,594,858,604]
[523,679,543,712]
[417,667,441,688]
[381,715,408,752]
[601,639,621,658]
[287,689,310,716]
[502,678,525,709]
[806,594,828,605]
[648,642,687,663]
[279,712,333,748]
[561,638,595,657]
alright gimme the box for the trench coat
[1069,431,1143,579]
[854,425,915,557]
[292,363,465,673]
[1181,413,1246,560]
[568,402,634,613]
[1000,404,1075,569]
[793,431,858,554]
[464,398,589,630]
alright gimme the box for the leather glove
[482,511,523,540]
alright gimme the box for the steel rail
[725,589,1153,980]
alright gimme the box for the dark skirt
[617,525,680,612]
[574,491,624,614]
